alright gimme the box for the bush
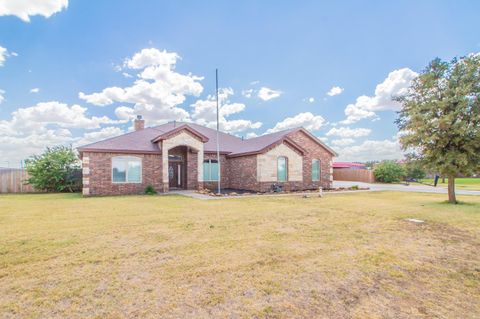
[25,145,81,192]
[374,160,406,183]
[144,185,157,195]
[405,161,426,180]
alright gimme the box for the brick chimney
[134,115,145,131]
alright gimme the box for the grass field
[418,177,480,190]
[1,192,479,318]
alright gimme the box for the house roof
[77,122,337,157]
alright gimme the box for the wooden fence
[0,169,37,193]
[333,168,376,183]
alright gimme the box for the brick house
[78,116,337,196]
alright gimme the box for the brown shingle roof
[77,122,337,156]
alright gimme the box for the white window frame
[312,159,320,181]
[111,156,142,184]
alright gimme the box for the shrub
[351,185,359,190]
[25,145,81,192]
[405,161,426,180]
[374,160,406,183]
[144,185,157,195]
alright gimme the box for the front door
[168,162,184,189]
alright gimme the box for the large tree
[396,55,480,203]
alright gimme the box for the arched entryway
[160,129,205,192]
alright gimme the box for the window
[203,159,219,181]
[312,159,320,181]
[277,156,288,182]
[168,154,183,161]
[112,156,142,183]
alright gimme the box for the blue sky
[1,0,479,165]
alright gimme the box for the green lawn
[1,192,479,318]
[418,177,480,190]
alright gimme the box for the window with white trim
[203,159,219,181]
[312,159,320,181]
[277,156,288,182]
[112,156,142,183]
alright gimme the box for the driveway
[333,181,480,196]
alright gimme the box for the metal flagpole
[215,69,221,194]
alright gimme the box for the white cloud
[114,105,135,121]
[0,101,125,164]
[0,0,68,22]
[0,101,119,136]
[0,89,4,104]
[341,68,417,124]
[266,112,326,134]
[242,89,253,98]
[342,104,378,124]
[331,138,355,146]
[191,88,262,133]
[122,72,133,78]
[258,87,282,101]
[245,132,258,139]
[30,88,40,93]
[327,86,344,96]
[0,128,74,165]
[303,97,315,103]
[79,48,203,125]
[0,46,7,66]
[336,139,404,162]
[76,126,124,146]
[326,126,371,138]
[123,48,178,69]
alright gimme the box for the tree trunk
[448,175,457,204]
[442,176,446,183]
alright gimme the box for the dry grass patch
[0,192,479,318]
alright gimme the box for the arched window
[312,159,320,181]
[277,156,288,182]
[112,156,142,183]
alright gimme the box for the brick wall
[82,152,163,196]
[226,155,258,190]
[203,153,229,190]
[287,130,334,189]
[186,149,199,189]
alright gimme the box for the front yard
[1,192,479,318]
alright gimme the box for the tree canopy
[396,54,480,203]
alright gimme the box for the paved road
[333,181,480,196]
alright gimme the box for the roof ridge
[246,127,298,141]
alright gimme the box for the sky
[1,0,479,166]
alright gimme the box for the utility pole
[215,69,221,194]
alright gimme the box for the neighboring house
[333,162,366,170]
[77,116,337,196]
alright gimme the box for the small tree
[374,160,406,183]
[396,55,480,203]
[404,159,426,181]
[25,145,81,192]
